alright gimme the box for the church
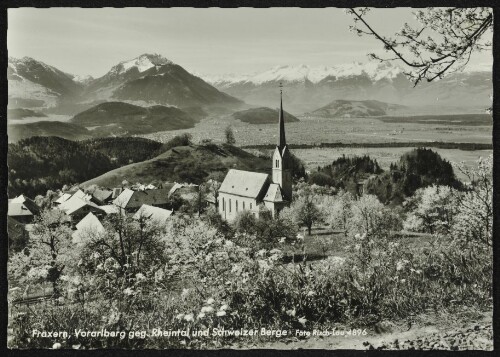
[218,89,292,221]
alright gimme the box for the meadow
[141,114,492,146]
[140,113,493,178]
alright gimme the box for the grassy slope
[8,121,92,142]
[82,143,270,188]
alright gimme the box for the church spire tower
[278,83,286,151]
[272,82,292,202]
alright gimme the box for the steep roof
[8,195,39,217]
[112,188,135,208]
[72,212,105,244]
[113,188,171,209]
[133,204,173,223]
[99,205,120,215]
[92,188,113,202]
[263,183,285,203]
[219,169,269,198]
[112,187,123,199]
[55,193,72,204]
[59,195,102,215]
[8,203,34,217]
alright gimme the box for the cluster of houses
[8,182,199,247]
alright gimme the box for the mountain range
[8,54,242,114]
[199,62,492,114]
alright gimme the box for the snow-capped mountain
[8,56,84,108]
[8,54,242,114]
[200,62,492,114]
[109,53,173,75]
[204,62,404,87]
[84,53,242,109]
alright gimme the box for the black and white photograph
[5,6,494,350]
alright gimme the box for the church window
[236,200,238,212]
[229,199,232,212]
[276,159,279,168]
[223,198,225,212]
[250,202,253,209]
[243,201,245,210]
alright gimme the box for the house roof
[8,203,34,217]
[72,212,105,244]
[99,205,120,215]
[59,195,102,215]
[55,193,72,204]
[133,204,173,223]
[113,188,172,209]
[8,195,39,217]
[263,183,285,203]
[112,188,135,208]
[92,188,113,202]
[219,169,269,198]
[112,187,123,199]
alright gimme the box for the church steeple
[278,82,286,152]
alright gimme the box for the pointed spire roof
[278,83,286,152]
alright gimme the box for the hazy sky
[8,7,492,77]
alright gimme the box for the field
[141,114,492,146]
[140,113,492,180]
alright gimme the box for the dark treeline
[309,155,382,189]
[8,136,164,198]
[309,148,460,205]
[243,141,492,151]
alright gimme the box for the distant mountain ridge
[200,62,492,114]
[8,54,243,114]
[309,100,408,118]
[232,107,300,124]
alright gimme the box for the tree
[321,190,354,237]
[286,186,323,235]
[9,209,74,297]
[349,195,401,240]
[347,7,492,85]
[452,156,492,248]
[224,125,236,145]
[403,185,457,234]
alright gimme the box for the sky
[7,7,493,77]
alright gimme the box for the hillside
[83,54,242,109]
[71,102,199,135]
[82,143,270,188]
[7,136,165,197]
[8,121,92,143]
[8,56,83,108]
[232,107,300,124]
[309,100,408,118]
[7,108,47,119]
[111,62,242,108]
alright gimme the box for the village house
[90,188,113,205]
[218,90,292,221]
[133,204,173,224]
[7,195,40,224]
[71,212,105,244]
[112,187,174,213]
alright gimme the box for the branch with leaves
[347,7,492,86]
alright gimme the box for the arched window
[229,199,232,212]
[236,200,238,212]
[276,159,279,168]
[243,201,245,210]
